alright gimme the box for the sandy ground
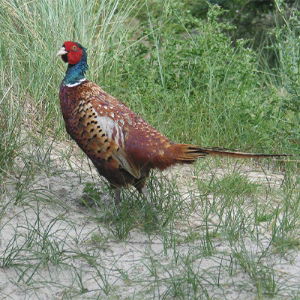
[0,141,299,299]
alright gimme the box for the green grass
[0,0,299,299]
[0,146,299,298]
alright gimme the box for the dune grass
[0,0,299,299]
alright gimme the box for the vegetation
[0,0,299,299]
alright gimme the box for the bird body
[60,81,168,188]
[58,41,287,203]
[59,80,207,189]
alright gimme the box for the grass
[0,0,299,299]
[0,145,299,298]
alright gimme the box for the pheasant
[58,41,286,204]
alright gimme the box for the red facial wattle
[62,41,83,65]
[67,50,83,64]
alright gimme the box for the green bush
[104,3,296,152]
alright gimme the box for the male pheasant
[58,41,286,204]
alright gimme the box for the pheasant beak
[57,47,67,56]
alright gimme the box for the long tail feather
[194,146,289,158]
[174,144,289,164]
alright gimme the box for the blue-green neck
[62,50,88,86]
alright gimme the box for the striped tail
[174,144,289,164]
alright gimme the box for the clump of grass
[198,172,260,198]
[259,0,300,153]
[84,173,184,240]
[81,182,104,208]
[0,205,66,274]
[270,172,300,253]
[0,72,23,178]
[0,0,139,141]
[233,247,278,297]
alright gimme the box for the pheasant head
[57,41,88,87]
